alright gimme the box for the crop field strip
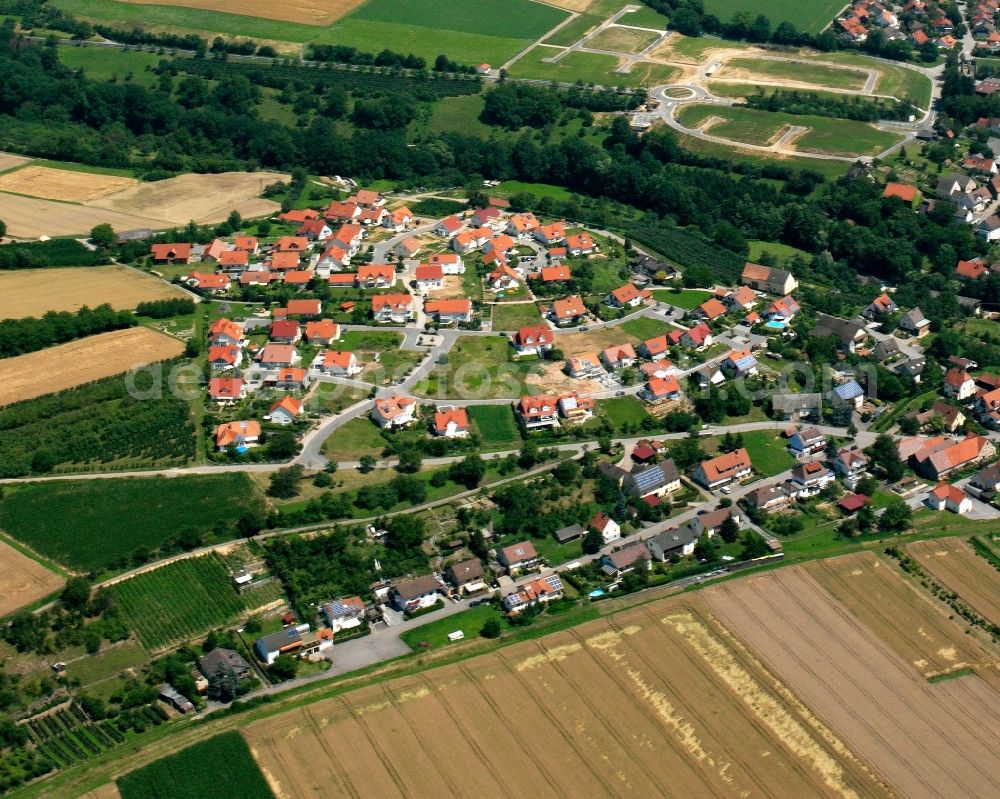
[706,566,1000,799]
[805,551,993,678]
[907,538,1000,625]
[111,554,272,650]
[25,703,130,770]
[0,538,64,617]
[243,596,888,798]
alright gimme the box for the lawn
[491,302,543,331]
[320,416,388,461]
[597,397,651,431]
[111,554,273,650]
[118,732,275,799]
[399,603,502,650]
[310,382,369,414]
[587,26,661,55]
[794,116,902,157]
[416,335,537,399]
[533,534,584,566]
[747,240,808,265]
[618,316,672,341]
[421,94,495,139]
[650,288,713,309]
[701,0,845,34]
[57,46,162,86]
[65,641,149,686]
[676,104,786,146]
[0,474,263,574]
[468,404,523,450]
[492,181,575,201]
[588,260,629,294]
[507,46,678,88]
[719,58,869,92]
[742,430,797,476]
[674,131,852,180]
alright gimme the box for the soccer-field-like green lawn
[58,0,568,64]
[702,0,845,34]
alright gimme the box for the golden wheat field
[0,539,64,617]
[0,165,137,202]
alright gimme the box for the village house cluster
[836,0,961,49]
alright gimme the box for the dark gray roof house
[198,648,251,680]
[554,524,584,543]
[811,314,866,350]
[647,525,699,561]
[599,459,681,497]
[872,337,901,362]
[771,393,822,420]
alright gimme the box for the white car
[721,486,732,495]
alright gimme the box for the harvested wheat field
[0,165,136,202]
[244,598,889,799]
[90,171,288,225]
[0,539,64,617]
[0,192,169,239]
[0,327,183,406]
[124,0,363,24]
[0,266,189,320]
[0,152,31,173]
[909,538,1000,625]
[707,565,1000,799]
[75,783,121,799]
[806,551,991,678]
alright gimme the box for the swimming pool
[765,319,787,330]
[588,589,605,598]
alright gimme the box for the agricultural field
[124,0,363,25]
[0,366,196,476]
[0,151,30,172]
[677,104,787,145]
[0,538,64,617]
[0,191,171,240]
[806,552,992,678]
[707,565,1000,799]
[908,538,1000,625]
[586,26,661,54]
[25,703,133,772]
[467,404,522,450]
[118,732,274,799]
[508,47,679,89]
[747,239,808,265]
[817,51,932,107]
[57,46,163,86]
[0,165,136,202]
[713,58,870,92]
[111,553,278,650]
[0,473,263,573]
[242,596,891,799]
[701,0,846,34]
[0,328,184,406]
[0,265,189,319]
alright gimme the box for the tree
[237,510,264,538]
[868,434,904,482]
[582,527,603,554]
[719,515,740,544]
[267,465,304,499]
[856,502,877,533]
[89,223,115,249]
[0,219,6,239]
[694,533,716,562]
[266,431,300,459]
[740,530,770,560]
[396,448,422,474]
[60,577,91,612]
[480,618,502,639]
[518,440,540,469]
[359,454,377,473]
[313,471,333,488]
[881,502,912,532]
[269,653,299,681]
[448,454,486,489]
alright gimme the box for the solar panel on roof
[633,466,664,492]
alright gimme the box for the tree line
[0,303,136,358]
[744,89,916,122]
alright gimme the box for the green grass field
[64,641,149,686]
[674,130,852,179]
[491,302,543,331]
[720,58,869,92]
[597,397,651,431]
[492,181,575,201]
[321,416,387,461]
[58,46,162,86]
[111,554,273,650]
[618,316,672,340]
[663,34,752,61]
[747,240,808,265]
[0,474,262,573]
[587,26,661,55]
[742,430,796,476]
[118,732,274,799]
[818,52,932,107]
[701,0,845,34]
[677,104,902,156]
[421,94,495,139]
[416,336,537,399]
[468,404,522,449]
[650,288,714,309]
[399,602,502,649]
[708,82,879,103]
[507,46,678,88]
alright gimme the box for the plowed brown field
[0,265,189,319]
[908,538,1000,625]
[244,599,890,799]
[0,327,183,406]
[0,165,136,202]
[806,551,991,678]
[707,565,1000,799]
[0,539,63,616]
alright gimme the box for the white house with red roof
[692,448,752,489]
[314,350,360,377]
[372,395,418,428]
[681,322,713,349]
[384,206,413,232]
[944,368,977,400]
[534,222,566,245]
[151,243,192,264]
[589,512,621,545]
[642,375,683,403]
[517,394,560,429]
[427,252,465,274]
[565,232,596,256]
[433,406,469,437]
[266,396,303,425]
[425,299,473,324]
[548,295,586,326]
[208,377,246,404]
[258,344,298,368]
[187,272,231,293]
[607,283,650,308]
[208,345,242,371]
[435,216,463,237]
[208,318,244,348]
[414,263,444,290]
[601,343,637,369]
[925,482,972,513]
[558,392,594,423]
[372,293,414,323]
[304,320,340,345]
[513,324,552,356]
